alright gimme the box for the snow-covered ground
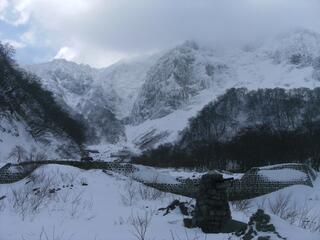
[259,169,308,182]
[0,117,79,168]
[0,164,320,240]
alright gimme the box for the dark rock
[220,219,247,234]
[159,200,193,216]
[0,195,6,201]
[183,218,195,228]
[234,209,286,240]
[81,156,93,162]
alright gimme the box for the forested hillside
[133,88,320,171]
[0,43,84,161]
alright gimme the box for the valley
[2,28,320,239]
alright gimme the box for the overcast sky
[0,0,320,67]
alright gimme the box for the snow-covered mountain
[127,29,320,150]
[25,59,125,144]
[25,55,159,144]
[97,54,160,118]
[263,29,320,66]
[26,29,320,150]
[130,41,234,124]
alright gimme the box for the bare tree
[128,210,153,240]
[26,146,47,162]
[231,199,251,212]
[137,184,166,201]
[120,177,138,206]
[9,170,54,220]
[7,145,27,163]
[268,193,299,223]
[21,226,73,240]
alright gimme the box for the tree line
[133,88,320,171]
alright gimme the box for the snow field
[0,165,320,239]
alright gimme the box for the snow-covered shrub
[256,193,320,232]
[0,197,5,212]
[7,145,28,163]
[128,210,153,240]
[231,199,251,212]
[69,191,84,218]
[120,177,139,206]
[7,145,47,163]
[268,193,298,224]
[56,169,78,185]
[137,181,167,201]
[21,226,72,240]
[169,230,208,240]
[9,172,54,220]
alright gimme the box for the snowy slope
[96,54,160,118]
[0,164,319,240]
[0,117,80,166]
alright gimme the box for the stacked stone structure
[192,172,233,233]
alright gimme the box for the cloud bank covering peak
[0,0,320,67]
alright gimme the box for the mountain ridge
[25,29,320,150]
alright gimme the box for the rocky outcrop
[130,41,230,124]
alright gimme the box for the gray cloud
[2,0,320,66]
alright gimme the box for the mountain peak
[263,28,320,65]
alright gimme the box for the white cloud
[20,30,36,45]
[54,46,77,61]
[0,0,8,13]
[0,0,32,25]
[54,45,129,68]
[3,39,25,49]
[2,0,320,67]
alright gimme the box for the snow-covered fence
[228,163,315,200]
[0,163,37,184]
[0,161,316,202]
